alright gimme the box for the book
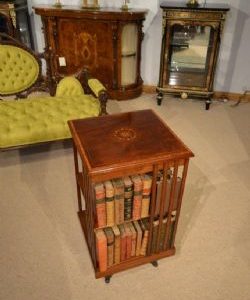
[133,220,142,256]
[151,219,159,253]
[155,175,182,217]
[94,182,106,227]
[104,227,115,267]
[124,223,132,259]
[123,176,133,221]
[112,178,125,224]
[159,218,168,251]
[95,228,107,272]
[168,213,176,249]
[112,225,121,264]
[139,218,149,256]
[128,222,137,257]
[118,224,126,261]
[104,180,115,226]
[141,174,152,218]
[131,175,143,220]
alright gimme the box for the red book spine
[95,229,107,272]
[94,183,106,227]
[118,224,127,261]
[132,193,142,220]
[131,175,143,220]
[124,224,132,259]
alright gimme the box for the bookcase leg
[105,275,112,283]
[157,92,163,105]
[151,260,158,267]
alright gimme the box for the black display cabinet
[157,2,230,110]
[0,0,34,49]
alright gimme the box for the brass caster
[181,92,188,100]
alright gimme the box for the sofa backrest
[0,33,43,97]
[0,45,40,95]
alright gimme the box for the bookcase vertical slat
[83,173,92,249]
[156,162,169,253]
[82,163,88,201]
[87,176,97,269]
[83,171,90,241]
[170,159,190,249]
[163,161,178,250]
[73,143,82,211]
[147,164,159,256]
[83,171,97,269]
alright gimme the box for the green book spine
[124,176,133,220]
[104,180,115,226]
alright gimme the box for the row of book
[95,172,182,228]
[95,215,176,272]
[94,174,153,228]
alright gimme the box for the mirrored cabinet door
[15,4,33,49]
[166,24,215,88]
[0,0,33,49]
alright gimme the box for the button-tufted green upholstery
[0,45,40,95]
[0,94,100,148]
[56,77,85,97]
[0,36,107,150]
[88,79,106,98]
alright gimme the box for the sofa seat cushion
[0,95,100,148]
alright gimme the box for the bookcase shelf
[78,210,176,279]
[68,109,194,282]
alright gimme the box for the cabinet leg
[151,260,158,267]
[105,275,112,283]
[205,99,212,110]
[157,93,163,105]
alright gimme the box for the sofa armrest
[53,68,108,115]
[88,79,106,97]
[88,78,108,115]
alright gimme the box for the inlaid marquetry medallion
[113,127,137,141]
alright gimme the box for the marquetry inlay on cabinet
[33,5,147,100]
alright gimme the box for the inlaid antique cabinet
[157,2,229,110]
[33,5,147,100]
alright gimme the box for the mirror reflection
[168,24,213,88]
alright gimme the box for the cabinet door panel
[56,19,114,88]
[121,23,138,86]
[163,23,216,90]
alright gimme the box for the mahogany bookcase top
[68,109,194,180]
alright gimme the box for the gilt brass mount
[186,0,199,8]
[82,0,100,10]
[121,0,130,11]
[53,0,63,8]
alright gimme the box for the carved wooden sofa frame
[0,33,108,150]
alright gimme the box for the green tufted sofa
[0,34,108,150]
